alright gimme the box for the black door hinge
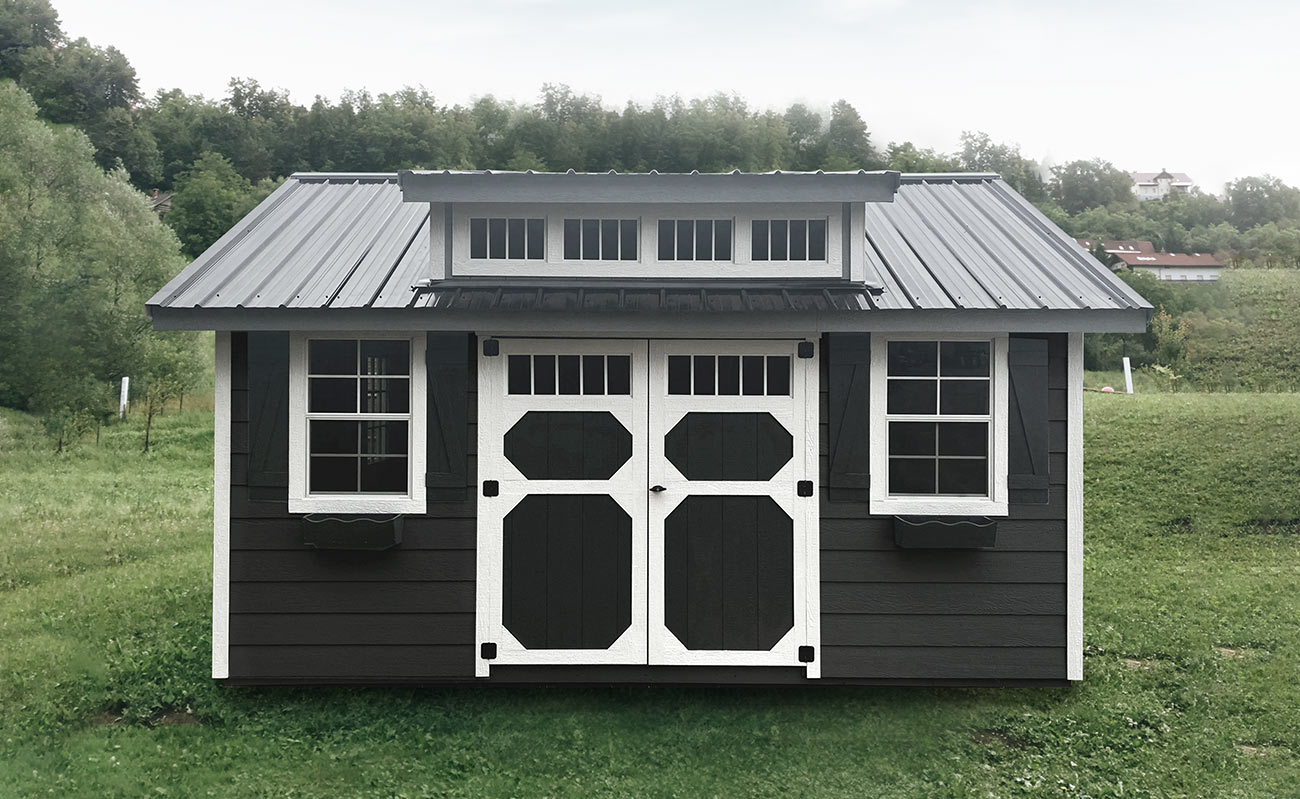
[483,339,500,356]
[798,646,815,663]
[482,480,499,497]
[797,480,814,497]
[480,642,497,660]
[797,341,815,359]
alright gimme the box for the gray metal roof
[147,172,1150,327]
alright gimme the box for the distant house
[1130,169,1193,201]
[149,189,173,218]
[1075,239,1155,268]
[1114,250,1224,282]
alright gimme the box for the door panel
[477,339,649,675]
[649,340,819,676]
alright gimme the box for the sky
[51,0,1300,193]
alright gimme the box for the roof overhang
[396,169,901,204]
[148,305,1151,334]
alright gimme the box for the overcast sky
[52,0,1300,193]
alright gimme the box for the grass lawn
[1,394,1299,797]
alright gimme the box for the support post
[119,376,130,418]
[1122,357,1133,394]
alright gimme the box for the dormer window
[752,219,827,261]
[657,219,733,261]
[563,218,638,261]
[469,217,545,260]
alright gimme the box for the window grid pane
[306,338,412,496]
[884,339,993,497]
[471,217,544,260]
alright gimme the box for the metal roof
[147,172,1150,325]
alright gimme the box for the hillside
[2,396,1299,796]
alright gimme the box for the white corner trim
[212,331,231,680]
[1067,332,1084,681]
[868,333,1010,517]
[287,332,427,515]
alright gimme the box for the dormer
[396,170,901,283]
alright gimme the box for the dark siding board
[821,551,1065,583]
[229,645,474,679]
[229,518,476,550]
[231,421,249,457]
[230,613,473,645]
[822,646,1065,680]
[822,614,1064,647]
[821,583,1065,615]
[230,581,474,614]
[230,550,475,582]
[820,518,1066,551]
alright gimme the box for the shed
[148,170,1151,684]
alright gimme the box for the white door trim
[646,339,821,677]
[475,338,650,676]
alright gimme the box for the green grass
[2,395,1300,797]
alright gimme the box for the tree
[1049,159,1134,214]
[958,131,1046,201]
[885,141,961,173]
[821,99,880,170]
[0,82,198,446]
[0,0,61,80]
[165,151,258,257]
[1226,175,1300,231]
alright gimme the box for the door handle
[649,485,667,493]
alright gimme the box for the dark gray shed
[149,170,1149,684]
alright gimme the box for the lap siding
[817,333,1070,681]
[226,332,479,680]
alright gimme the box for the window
[289,334,426,514]
[563,219,638,260]
[469,217,545,260]
[752,219,826,261]
[869,336,1007,515]
[666,354,790,396]
[507,354,631,395]
[657,219,733,261]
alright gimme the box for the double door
[476,338,819,677]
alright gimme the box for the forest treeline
[4,0,1300,441]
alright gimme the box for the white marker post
[1122,357,1134,394]
[119,376,130,418]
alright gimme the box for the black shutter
[246,331,289,498]
[1007,335,1051,504]
[827,333,871,502]
[426,332,470,501]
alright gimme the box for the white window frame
[288,332,427,515]
[869,333,1008,516]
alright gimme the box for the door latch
[649,485,667,493]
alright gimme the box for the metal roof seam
[958,182,1103,311]
[862,207,927,309]
[985,180,1147,309]
[363,207,429,309]
[885,202,967,309]
[895,185,1006,309]
[925,181,1065,309]
[151,178,303,307]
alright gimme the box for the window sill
[869,497,1008,517]
[289,495,425,516]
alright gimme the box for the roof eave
[396,169,901,204]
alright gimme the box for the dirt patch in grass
[1215,646,1264,660]
[1238,744,1279,757]
[1121,657,1159,670]
[90,711,122,726]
